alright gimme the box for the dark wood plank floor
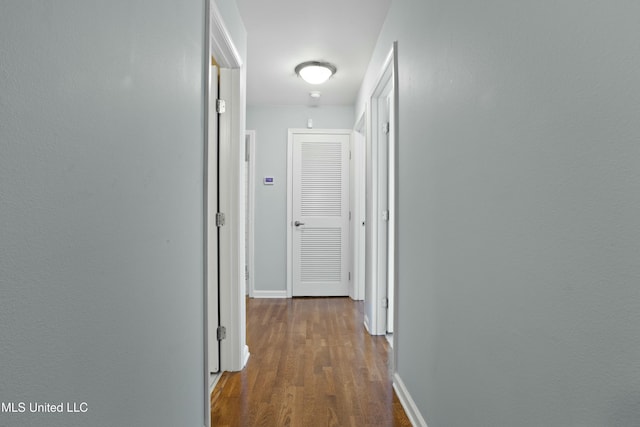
[211,297,411,427]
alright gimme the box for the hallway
[211,297,411,426]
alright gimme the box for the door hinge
[348,272,351,281]
[216,99,226,114]
[382,210,390,221]
[383,122,390,135]
[349,211,352,220]
[349,150,352,160]
[216,326,226,341]
[383,298,389,308]
[245,265,249,280]
[215,212,225,227]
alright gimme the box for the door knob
[294,221,305,227]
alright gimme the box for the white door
[291,131,350,296]
[207,63,219,373]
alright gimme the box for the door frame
[204,3,248,424]
[211,10,249,375]
[203,3,215,425]
[364,43,398,338]
[206,57,219,378]
[245,130,256,298]
[286,128,353,298]
[352,117,367,301]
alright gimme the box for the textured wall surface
[0,2,207,426]
[358,1,640,426]
[247,106,354,292]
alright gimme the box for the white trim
[393,372,429,427]
[286,132,294,298]
[209,372,222,393]
[351,125,366,301]
[363,314,372,335]
[366,44,397,337]
[391,41,400,378]
[242,345,250,367]
[286,128,354,299]
[209,2,247,375]
[246,130,256,298]
[349,131,356,300]
[354,111,366,134]
[209,1,242,68]
[205,61,219,374]
[219,68,247,372]
[252,290,288,299]
[203,3,214,427]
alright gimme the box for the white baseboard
[209,372,222,393]
[393,372,428,427]
[363,314,387,336]
[242,345,250,368]
[252,290,288,298]
[364,315,371,334]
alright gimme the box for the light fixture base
[295,61,336,85]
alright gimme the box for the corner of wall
[393,372,429,427]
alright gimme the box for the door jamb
[366,43,398,337]
[203,4,214,426]
[205,6,248,425]
[352,115,366,301]
[215,52,249,373]
[246,130,256,298]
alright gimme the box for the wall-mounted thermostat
[263,176,275,185]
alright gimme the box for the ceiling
[235,0,392,107]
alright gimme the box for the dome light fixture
[295,61,337,85]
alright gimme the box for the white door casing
[364,43,398,337]
[207,63,219,374]
[378,84,391,335]
[287,130,351,297]
[349,132,356,300]
[383,87,395,335]
[351,126,366,302]
[209,0,248,379]
[245,131,256,298]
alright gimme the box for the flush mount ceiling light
[295,61,337,85]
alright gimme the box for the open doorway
[206,56,220,381]
[363,43,398,348]
[205,2,248,426]
[376,79,395,344]
[245,131,256,297]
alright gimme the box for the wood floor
[211,297,411,427]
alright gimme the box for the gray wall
[0,2,211,426]
[247,106,354,293]
[215,0,247,58]
[359,1,640,426]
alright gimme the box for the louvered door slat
[301,141,343,217]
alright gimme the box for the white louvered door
[292,132,350,296]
